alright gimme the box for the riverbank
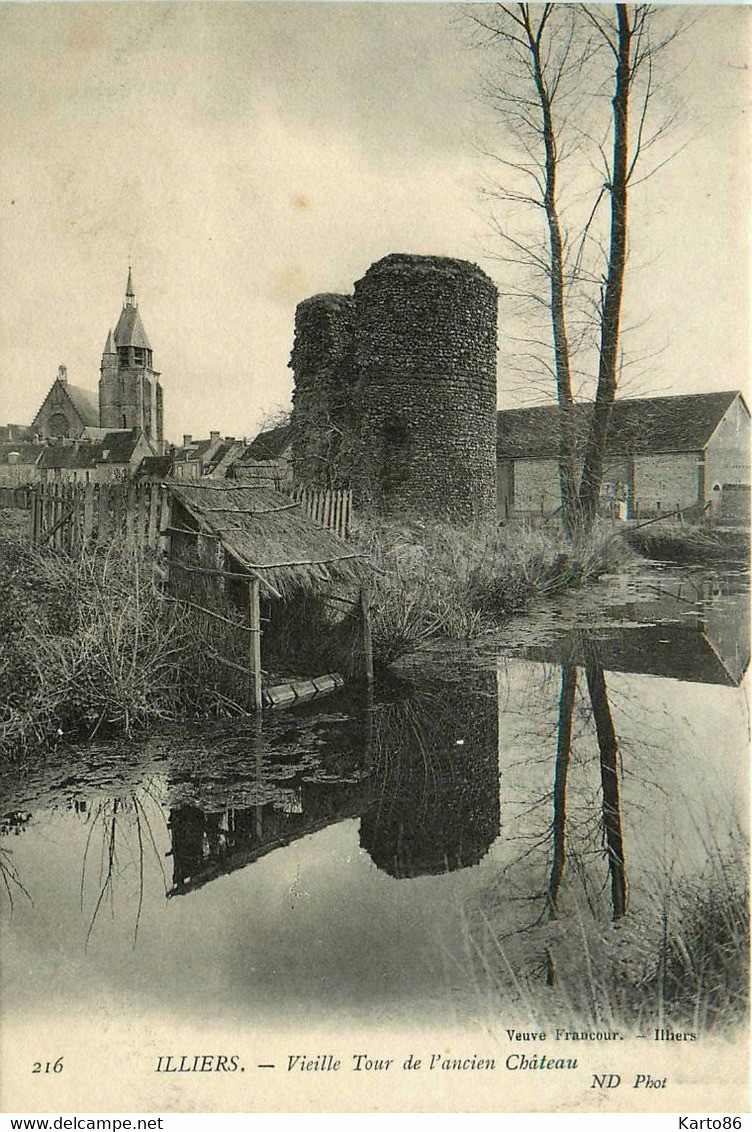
[626,519,750,564]
[0,508,631,760]
[356,517,634,668]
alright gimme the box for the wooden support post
[360,583,374,686]
[248,578,263,712]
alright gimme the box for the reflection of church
[29,269,164,453]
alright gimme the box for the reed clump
[0,530,216,760]
[353,518,630,668]
[626,520,750,564]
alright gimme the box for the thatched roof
[169,481,368,596]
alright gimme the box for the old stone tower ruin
[289,253,498,523]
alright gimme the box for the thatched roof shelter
[169,481,368,599]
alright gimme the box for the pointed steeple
[125,266,136,308]
[114,266,151,350]
[103,328,115,354]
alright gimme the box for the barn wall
[705,396,751,494]
[512,458,561,515]
[633,452,699,516]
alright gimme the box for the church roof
[113,268,152,349]
[114,305,151,350]
[64,383,100,427]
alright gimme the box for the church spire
[125,266,136,308]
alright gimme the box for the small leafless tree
[469,3,683,537]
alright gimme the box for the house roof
[203,440,239,474]
[239,423,293,463]
[169,481,368,597]
[37,429,144,469]
[136,455,173,478]
[80,426,128,441]
[172,446,202,463]
[0,424,32,443]
[37,443,101,470]
[497,391,742,460]
[0,441,45,465]
[100,429,143,462]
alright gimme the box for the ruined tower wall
[289,293,356,488]
[351,254,498,522]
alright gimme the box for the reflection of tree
[586,664,627,920]
[546,666,576,917]
[486,648,630,990]
[79,784,167,947]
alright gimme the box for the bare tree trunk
[578,5,632,533]
[522,7,580,537]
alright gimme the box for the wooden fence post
[83,483,95,545]
[137,483,149,551]
[360,583,374,686]
[248,578,263,711]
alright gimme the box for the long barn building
[497,390,750,522]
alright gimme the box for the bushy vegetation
[0,509,632,758]
[353,517,632,669]
[0,522,224,760]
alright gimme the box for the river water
[1,560,748,1037]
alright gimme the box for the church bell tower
[99,269,164,448]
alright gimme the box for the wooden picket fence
[27,480,354,555]
[0,484,33,509]
[29,481,170,554]
[292,486,353,540]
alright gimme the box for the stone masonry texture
[290,254,498,520]
[351,254,498,521]
[289,293,356,489]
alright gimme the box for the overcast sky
[0,3,749,442]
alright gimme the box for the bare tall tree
[470,3,682,538]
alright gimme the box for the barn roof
[169,481,367,596]
[497,391,742,459]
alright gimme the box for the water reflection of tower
[359,674,500,877]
